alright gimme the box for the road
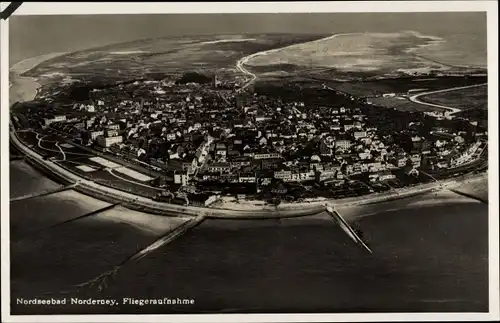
[408,83,487,114]
[235,33,359,91]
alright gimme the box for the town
[11,71,488,207]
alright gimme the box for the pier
[127,214,207,263]
[75,214,206,291]
[324,203,373,253]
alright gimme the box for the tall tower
[213,74,218,88]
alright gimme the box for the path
[235,33,359,91]
[106,168,163,191]
[408,83,487,114]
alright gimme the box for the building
[274,170,292,181]
[254,152,282,160]
[317,169,337,182]
[53,115,67,122]
[335,140,352,150]
[215,143,227,157]
[107,124,120,130]
[96,135,123,148]
[208,162,231,173]
[299,170,315,181]
[106,129,119,137]
[43,115,67,126]
[174,173,189,186]
[354,131,367,140]
[90,130,105,140]
[369,171,396,182]
[239,174,256,183]
[343,122,354,131]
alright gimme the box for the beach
[9,52,67,105]
[10,161,489,313]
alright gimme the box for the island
[9,32,488,220]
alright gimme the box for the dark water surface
[10,162,489,314]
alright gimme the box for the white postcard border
[1,1,498,322]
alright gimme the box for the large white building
[335,140,352,150]
[97,135,123,148]
[44,115,67,126]
[90,130,105,140]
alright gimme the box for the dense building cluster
[23,74,487,202]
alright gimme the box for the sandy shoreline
[9,52,68,105]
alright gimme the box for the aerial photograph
[8,12,489,315]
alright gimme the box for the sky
[9,12,486,65]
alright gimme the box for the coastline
[236,33,361,87]
[9,50,487,219]
[9,52,69,105]
[11,126,477,220]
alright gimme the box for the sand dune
[10,52,68,74]
[244,31,475,74]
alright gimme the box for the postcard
[1,2,498,322]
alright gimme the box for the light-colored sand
[244,31,455,74]
[337,189,482,220]
[200,38,256,45]
[48,189,111,210]
[10,52,68,74]
[94,205,189,235]
[9,76,40,105]
[10,52,68,104]
[108,51,147,55]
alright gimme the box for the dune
[10,52,68,74]
[244,31,454,74]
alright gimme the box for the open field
[323,76,487,98]
[366,96,437,112]
[244,31,482,80]
[419,84,487,111]
[22,34,328,84]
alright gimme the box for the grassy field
[24,34,328,84]
[419,84,487,111]
[326,76,487,98]
[366,96,437,112]
[244,31,482,80]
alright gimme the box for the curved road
[234,34,486,118]
[235,33,359,91]
[408,83,487,114]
